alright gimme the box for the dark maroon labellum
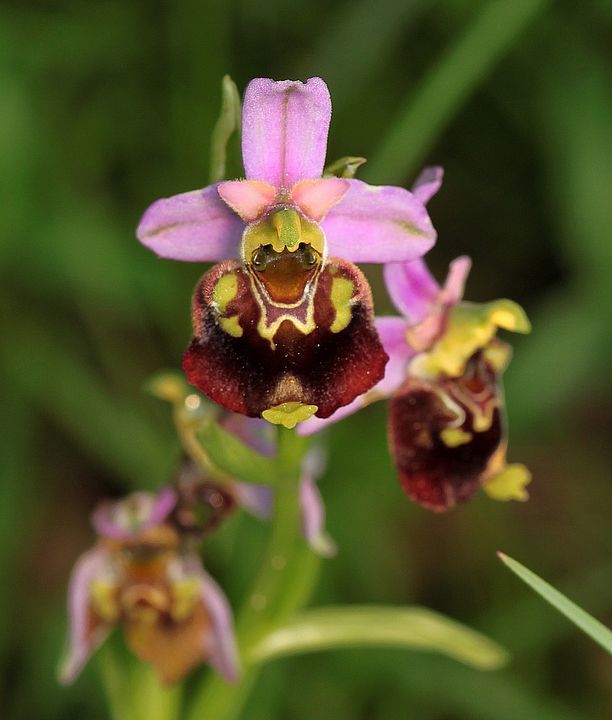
[183,257,388,419]
[388,351,504,511]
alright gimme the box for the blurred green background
[1,0,611,718]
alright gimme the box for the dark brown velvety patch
[183,257,388,418]
[388,352,503,511]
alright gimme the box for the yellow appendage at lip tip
[484,463,531,502]
[261,402,318,429]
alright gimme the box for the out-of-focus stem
[185,428,318,720]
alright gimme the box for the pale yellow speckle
[484,463,531,502]
[261,402,318,428]
[330,277,354,333]
[184,394,201,410]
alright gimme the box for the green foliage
[1,1,611,719]
[250,605,509,669]
[498,553,612,655]
[198,420,279,486]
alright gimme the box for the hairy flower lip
[183,257,388,419]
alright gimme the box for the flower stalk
[186,428,318,720]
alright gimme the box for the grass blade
[498,553,612,654]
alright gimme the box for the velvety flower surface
[60,490,239,685]
[137,78,438,427]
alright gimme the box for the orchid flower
[137,78,437,428]
[301,168,532,511]
[60,489,239,686]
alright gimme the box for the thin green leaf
[365,0,551,182]
[209,74,242,183]
[249,605,509,670]
[198,419,277,485]
[498,553,612,655]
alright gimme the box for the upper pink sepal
[411,166,444,204]
[217,180,277,222]
[198,568,241,683]
[321,179,437,263]
[137,184,243,261]
[59,547,112,685]
[384,259,440,322]
[290,178,350,221]
[241,77,331,188]
[439,256,471,305]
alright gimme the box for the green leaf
[365,0,551,182]
[323,155,367,179]
[249,605,509,670]
[498,553,612,655]
[209,74,242,183]
[197,419,277,485]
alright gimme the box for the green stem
[185,428,318,720]
[99,648,182,720]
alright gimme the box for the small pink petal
[59,547,113,685]
[231,481,273,520]
[241,78,331,188]
[297,397,363,435]
[322,180,436,263]
[137,185,243,262]
[383,260,440,323]
[290,178,349,221]
[199,569,240,683]
[300,472,336,558]
[439,255,471,306]
[91,488,177,541]
[411,166,444,204]
[375,316,416,396]
[217,180,277,222]
[220,415,277,457]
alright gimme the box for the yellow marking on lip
[90,580,120,623]
[330,277,354,333]
[170,578,200,622]
[212,272,238,313]
[440,427,472,448]
[218,315,243,337]
[262,402,318,428]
